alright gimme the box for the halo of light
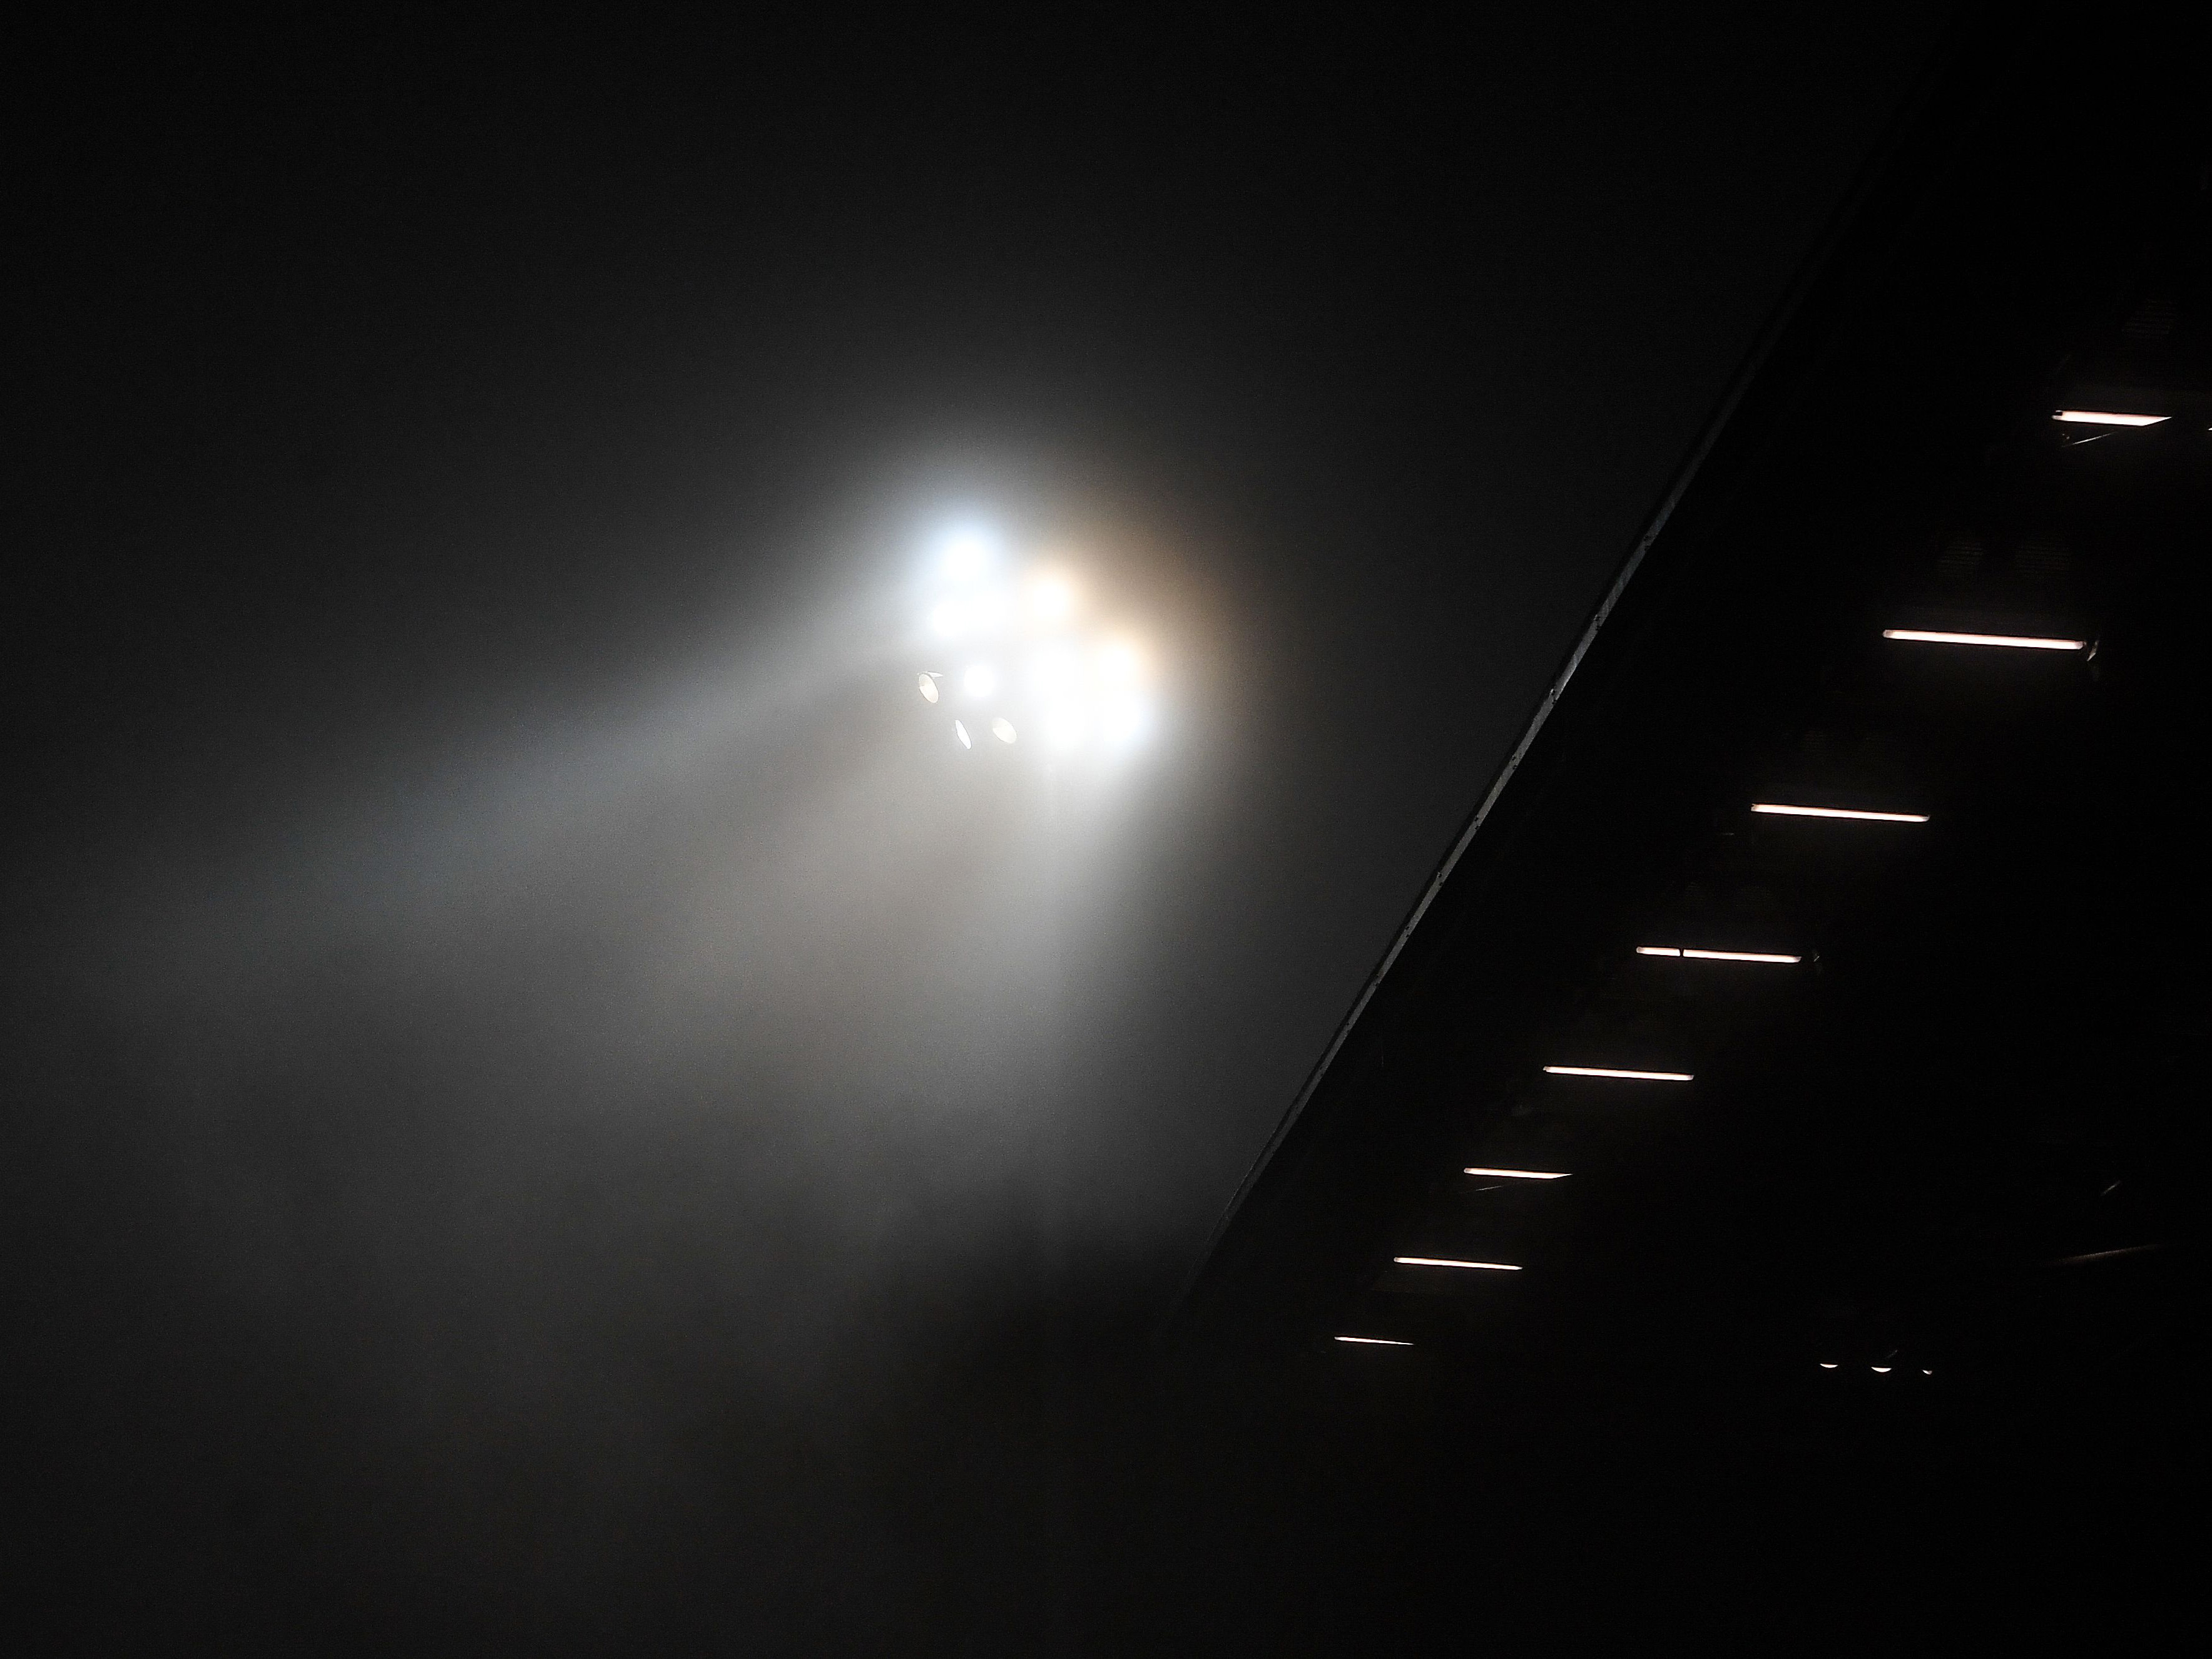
[991,717,1017,744]
[937,526,997,583]
[962,663,997,698]
[1025,572,1078,625]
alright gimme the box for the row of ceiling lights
[1335,405,2154,1349]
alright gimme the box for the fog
[4,10,1947,1646]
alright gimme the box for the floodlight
[962,664,997,698]
[1751,804,1928,823]
[1882,628,2086,651]
[991,717,1016,745]
[953,720,971,749]
[1543,1066,1692,1082]
[1464,1167,1568,1180]
[1392,1257,1522,1271]
[918,673,940,703]
[2052,410,2166,426]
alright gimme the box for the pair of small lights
[1636,946,1802,964]
[948,717,1017,750]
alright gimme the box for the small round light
[991,717,1016,744]
[952,720,971,749]
[962,664,997,698]
[917,673,939,704]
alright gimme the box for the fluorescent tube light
[1639,946,1801,964]
[1334,1335,1412,1346]
[1543,1066,1692,1082]
[1752,804,1928,822]
[2052,410,2167,426]
[1464,1167,1568,1180]
[1882,628,2086,651]
[1392,1257,1521,1272]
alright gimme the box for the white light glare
[990,717,1016,745]
[1464,1166,1569,1180]
[2052,409,2167,426]
[1752,804,1929,823]
[1392,1257,1522,1272]
[1883,628,2086,651]
[1871,1366,1892,1374]
[938,526,997,581]
[917,673,939,703]
[1025,572,1078,624]
[1819,1362,1838,1369]
[961,664,997,698]
[1335,1335,1412,1346]
[1543,1066,1693,1082]
[1638,946,1802,964]
[953,720,971,750]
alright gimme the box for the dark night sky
[6,9,1949,1649]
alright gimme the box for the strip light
[1393,1257,1522,1272]
[1752,804,1928,823]
[1882,628,2086,651]
[2052,410,2167,426]
[1543,1065,1692,1082]
[1637,946,1802,964]
[1464,1166,1568,1180]
[1334,1335,1412,1346]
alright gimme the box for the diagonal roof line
[1163,24,1978,1338]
